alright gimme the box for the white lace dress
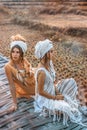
[34,63,82,125]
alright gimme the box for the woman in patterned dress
[4,34,35,111]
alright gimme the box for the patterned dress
[5,59,35,98]
[34,63,82,125]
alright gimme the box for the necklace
[14,61,29,79]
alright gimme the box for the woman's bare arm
[37,71,56,100]
[4,64,17,108]
[37,70,64,100]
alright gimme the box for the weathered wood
[0,54,87,130]
[0,111,37,128]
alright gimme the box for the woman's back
[35,67,55,96]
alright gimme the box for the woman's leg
[56,78,78,100]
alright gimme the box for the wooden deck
[0,54,87,130]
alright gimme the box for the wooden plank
[0,54,87,130]
[82,128,87,130]
[6,113,38,130]
[73,125,87,130]
[0,111,37,128]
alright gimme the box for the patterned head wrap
[35,39,53,59]
[10,41,27,53]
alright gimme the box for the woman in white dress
[34,39,83,126]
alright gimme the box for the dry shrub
[82,48,87,56]
[39,6,67,15]
[0,6,10,15]
[65,27,87,37]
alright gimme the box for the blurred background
[0,0,87,106]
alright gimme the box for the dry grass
[0,3,87,105]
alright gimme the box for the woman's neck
[11,59,24,69]
[40,59,50,70]
[11,59,22,64]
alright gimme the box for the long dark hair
[10,45,24,61]
[44,53,48,63]
[40,53,49,64]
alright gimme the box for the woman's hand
[55,94,64,100]
[9,104,17,112]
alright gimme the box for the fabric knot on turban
[10,41,27,53]
[35,39,53,59]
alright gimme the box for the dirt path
[37,14,87,28]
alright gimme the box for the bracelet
[55,96,56,100]
[53,96,56,100]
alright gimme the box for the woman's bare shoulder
[4,61,12,69]
[37,69,46,78]
[24,58,31,66]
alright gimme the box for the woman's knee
[70,78,76,84]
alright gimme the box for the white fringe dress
[34,65,82,125]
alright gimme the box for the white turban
[10,41,27,53]
[35,39,53,59]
